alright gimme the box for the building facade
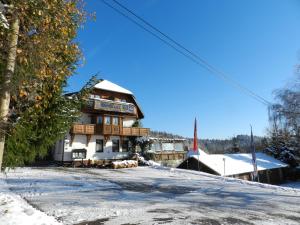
[146,137,188,167]
[53,80,150,165]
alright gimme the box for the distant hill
[150,131,267,154]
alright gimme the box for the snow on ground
[138,155,161,167]
[0,179,62,225]
[280,181,300,189]
[1,166,300,225]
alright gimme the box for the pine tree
[266,74,300,167]
[0,0,92,168]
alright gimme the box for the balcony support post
[70,134,75,147]
[86,134,92,147]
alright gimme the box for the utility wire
[111,0,271,106]
[100,0,204,66]
[100,0,272,106]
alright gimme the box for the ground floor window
[96,139,104,152]
[112,140,120,152]
[122,140,130,152]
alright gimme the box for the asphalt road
[4,167,300,225]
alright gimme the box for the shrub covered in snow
[264,144,298,167]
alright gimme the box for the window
[96,139,104,152]
[112,117,119,125]
[150,142,161,152]
[122,140,130,152]
[104,116,111,125]
[96,116,103,124]
[112,140,120,152]
[162,143,174,151]
[174,143,184,151]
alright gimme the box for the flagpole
[198,149,200,171]
[250,125,258,182]
[193,118,200,171]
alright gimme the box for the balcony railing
[71,124,96,135]
[71,124,150,136]
[88,98,137,115]
[122,127,150,136]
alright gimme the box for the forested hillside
[150,131,266,154]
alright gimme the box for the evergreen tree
[266,73,300,167]
[0,0,92,168]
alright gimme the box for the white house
[53,79,150,166]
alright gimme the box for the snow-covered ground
[0,179,62,225]
[280,181,300,189]
[1,166,300,225]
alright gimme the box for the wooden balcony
[122,127,150,136]
[71,124,150,137]
[71,124,96,135]
[103,125,120,135]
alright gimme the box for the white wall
[54,134,130,162]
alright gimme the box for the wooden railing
[122,127,150,136]
[71,124,96,135]
[71,124,150,136]
[103,125,120,135]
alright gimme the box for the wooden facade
[71,123,150,136]
[145,138,188,167]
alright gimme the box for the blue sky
[67,0,300,139]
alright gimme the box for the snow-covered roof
[94,80,133,95]
[149,137,187,142]
[188,149,288,176]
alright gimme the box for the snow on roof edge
[188,149,288,176]
[94,80,133,95]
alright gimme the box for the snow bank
[173,167,300,194]
[280,181,300,189]
[0,179,62,225]
[137,155,161,167]
[112,160,138,169]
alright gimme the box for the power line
[100,0,272,106]
[100,0,202,65]
[111,0,271,106]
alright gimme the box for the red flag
[193,118,198,152]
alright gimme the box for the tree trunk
[0,15,20,170]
